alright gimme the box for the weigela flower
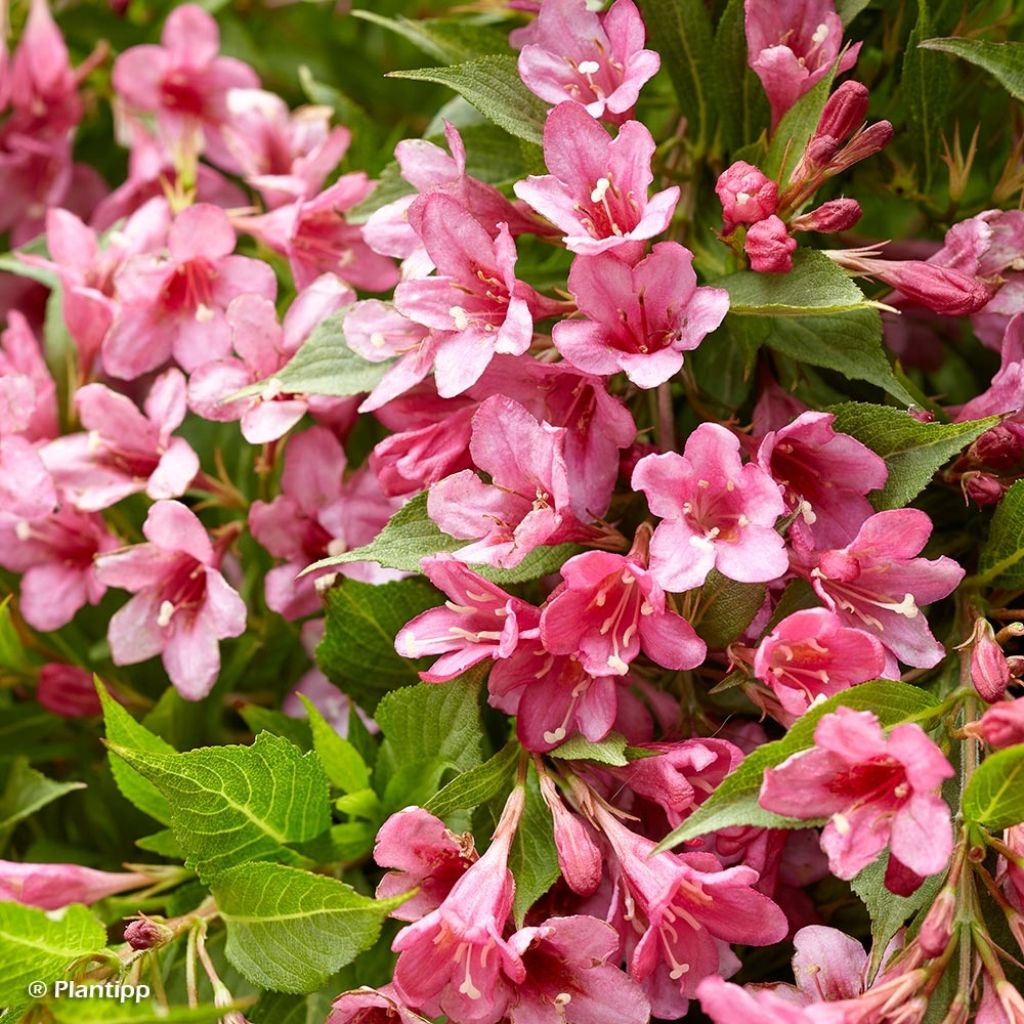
[632,423,788,592]
[967,618,1014,702]
[537,772,602,895]
[0,860,152,910]
[516,0,660,121]
[35,664,102,718]
[553,241,729,388]
[789,198,862,234]
[745,215,798,273]
[957,314,1024,421]
[976,698,1024,749]
[753,609,888,717]
[805,508,965,668]
[759,707,954,893]
[697,976,845,1024]
[328,985,426,1024]
[41,369,199,511]
[513,101,679,257]
[0,435,57,522]
[95,500,246,700]
[715,161,779,234]
[0,310,57,440]
[395,553,540,682]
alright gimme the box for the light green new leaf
[214,861,406,994]
[351,11,506,63]
[389,57,549,145]
[977,480,1024,588]
[425,740,519,819]
[919,38,1024,102]
[298,695,370,795]
[111,733,330,883]
[764,60,837,182]
[508,766,559,926]
[550,732,629,767]
[830,402,998,510]
[963,746,1024,830]
[0,758,84,836]
[46,998,253,1023]
[653,680,939,851]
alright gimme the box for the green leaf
[239,705,312,750]
[0,252,57,289]
[46,998,252,1023]
[0,758,84,836]
[713,0,770,152]
[830,403,998,510]
[425,740,520,818]
[694,570,767,649]
[918,38,1024,102]
[903,0,953,190]
[977,480,1024,588]
[764,59,837,182]
[0,595,34,675]
[135,828,183,858]
[98,683,176,826]
[963,746,1024,829]
[653,680,939,851]
[388,57,548,145]
[0,903,106,1011]
[298,695,370,794]
[837,0,872,24]
[351,11,506,63]
[638,0,715,152]
[508,766,559,926]
[316,577,439,714]
[550,732,629,767]
[214,861,405,994]
[111,733,331,883]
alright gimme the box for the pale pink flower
[697,976,845,1024]
[0,435,57,522]
[805,509,965,668]
[103,203,277,378]
[36,664,102,718]
[760,707,954,893]
[0,310,57,440]
[553,242,729,387]
[746,215,797,273]
[0,860,152,910]
[716,161,779,234]
[95,500,246,700]
[513,102,679,257]
[41,369,199,511]
[517,0,659,121]
[632,423,788,592]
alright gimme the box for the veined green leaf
[963,745,1024,830]
[919,37,1024,103]
[977,480,1024,588]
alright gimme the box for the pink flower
[0,505,118,631]
[328,986,425,1024]
[517,0,659,121]
[806,509,965,668]
[507,915,651,1024]
[744,0,861,128]
[553,242,729,387]
[103,203,277,378]
[537,772,602,895]
[759,707,954,893]
[632,423,788,592]
[746,215,798,273]
[0,310,57,440]
[697,976,845,1024]
[957,314,1024,421]
[41,369,199,511]
[977,699,1024,749]
[112,4,259,171]
[188,275,354,444]
[715,161,779,235]
[539,537,706,677]
[0,435,57,523]
[94,500,246,700]
[395,554,540,682]
[0,860,152,910]
[789,198,862,234]
[969,619,1013,702]
[374,807,478,922]
[513,102,679,257]
[36,664,103,718]
[753,609,888,717]
[756,410,888,550]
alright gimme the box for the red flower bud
[978,698,1024,748]
[36,664,102,718]
[745,215,797,273]
[963,471,1006,506]
[816,81,871,143]
[971,422,1024,471]
[124,916,174,951]
[830,120,895,174]
[790,198,862,234]
[715,161,779,234]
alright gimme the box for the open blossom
[514,102,679,257]
[715,161,778,234]
[957,314,1024,421]
[103,203,277,378]
[95,500,246,700]
[806,508,965,668]
[632,423,788,592]
[395,554,540,682]
[516,0,659,121]
[760,707,954,894]
[41,369,199,511]
[0,436,57,522]
[753,608,888,717]
[553,241,729,387]
[0,310,57,440]
[697,977,845,1024]
[0,860,152,910]
[744,0,861,128]
[328,986,426,1024]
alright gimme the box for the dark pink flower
[553,242,728,387]
[517,0,659,121]
[632,423,788,592]
[328,985,425,1024]
[36,664,102,718]
[815,81,870,143]
[94,500,246,700]
[759,707,954,891]
[753,608,888,717]
[715,161,779,234]
[0,860,152,910]
[806,509,965,668]
[537,772,602,896]
[697,976,845,1024]
[977,699,1024,749]
[746,215,797,273]
[0,310,56,440]
[514,102,679,256]
[957,314,1024,421]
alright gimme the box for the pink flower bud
[830,120,895,174]
[37,664,102,718]
[816,82,871,143]
[978,698,1024,748]
[789,135,841,185]
[538,774,602,896]
[971,422,1024,470]
[745,215,797,273]
[124,916,174,950]
[971,620,1012,702]
[963,472,1007,506]
[918,887,956,956]
[790,198,862,234]
[715,161,778,234]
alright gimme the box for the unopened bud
[124,916,174,950]
[971,422,1024,471]
[745,215,797,273]
[789,134,841,185]
[816,81,870,144]
[918,887,956,956]
[829,120,895,174]
[970,619,1012,702]
[538,774,602,896]
[37,664,102,718]
[977,698,1024,748]
[715,161,778,234]
[963,471,1006,506]
[790,198,863,234]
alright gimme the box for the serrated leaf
[316,577,439,714]
[694,570,767,649]
[214,861,404,994]
[903,0,953,190]
[0,758,84,837]
[299,695,370,794]
[963,746,1024,829]
[977,480,1024,588]
[830,403,998,510]
[654,680,939,851]
[764,58,838,182]
[919,38,1024,101]
[351,11,506,63]
[508,765,559,926]
[425,740,519,818]
[388,57,548,145]
[550,732,629,767]
[111,733,330,883]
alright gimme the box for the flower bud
[829,120,895,174]
[971,620,1012,702]
[745,215,797,274]
[978,698,1024,748]
[918,887,956,956]
[971,422,1024,471]
[963,471,1006,506]
[790,198,863,234]
[538,774,602,896]
[816,81,871,143]
[787,135,841,189]
[715,161,778,234]
[124,916,174,951]
[37,664,102,718]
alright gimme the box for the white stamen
[577,60,600,75]
[832,812,851,835]
[543,726,567,744]
[590,177,611,203]
[607,654,629,675]
[195,303,215,323]
[811,22,829,45]
[449,305,470,330]
[369,332,387,349]
[157,600,176,628]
